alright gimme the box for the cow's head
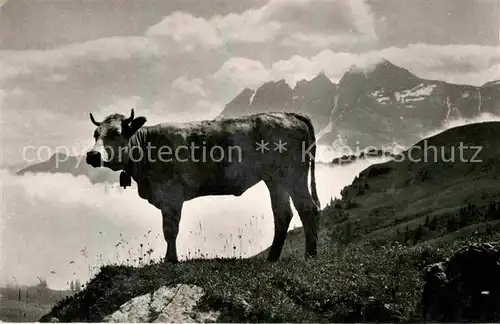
[86,109,146,170]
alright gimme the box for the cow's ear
[124,117,146,137]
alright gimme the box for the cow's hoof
[266,254,280,262]
[163,258,179,265]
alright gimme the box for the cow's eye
[107,130,121,138]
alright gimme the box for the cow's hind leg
[265,182,293,262]
[161,203,183,264]
[288,177,319,258]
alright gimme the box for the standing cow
[86,109,320,263]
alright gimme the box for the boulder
[102,284,219,323]
[362,296,404,322]
[422,243,500,321]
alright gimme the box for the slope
[39,121,500,322]
[261,120,500,258]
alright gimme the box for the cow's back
[144,112,312,199]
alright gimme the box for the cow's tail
[289,113,320,209]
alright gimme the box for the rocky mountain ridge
[218,59,500,151]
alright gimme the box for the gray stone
[102,284,219,323]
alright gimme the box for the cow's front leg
[161,203,183,264]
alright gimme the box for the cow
[86,109,320,263]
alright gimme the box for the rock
[362,296,403,322]
[102,284,219,323]
[422,243,500,321]
[49,317,59,323]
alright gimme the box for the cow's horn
[89,113,101,126]
[124,109,134,124]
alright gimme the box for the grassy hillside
[323,120,500,250]
[256,121,500,258]
[40,121,500,322]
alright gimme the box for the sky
[0,0,499,289]
[1,0,499,166]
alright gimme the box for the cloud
[280,32,359,50]
[212,57,273,89]
[347,1,378,43]
[43,73,68,82]
[0,158,375,288]
[0,105,96,166]
[90,95,222,127]
[219,44,500,87]
[423,112,500,139]
[1,0,378,84]
[379,44,500,74]
[171,76,207,97]
[265,0,378,50]
[145,8,281,52]
[147,98,222,123]
[193,99,223,119]
[0,86,23,102]
[357,44,500,85]
[1,37,162,81]
[146,12,221,52]
[211,6,281,43]
[1,4,280,83]
[93,95,219,125]
[422,63,500,87]
[96,96,143,117]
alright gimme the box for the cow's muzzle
[86,151,102,167]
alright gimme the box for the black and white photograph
[1,0,499,322]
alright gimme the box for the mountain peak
[293,71,334,92]
[377,58,395,66]
[372,59,410,75]
[312,70,333,83]
[316,70,327,77]
[250,79,290,97]
[344,59,408,76]
[339,59,421,91]
[231,87,254,102]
